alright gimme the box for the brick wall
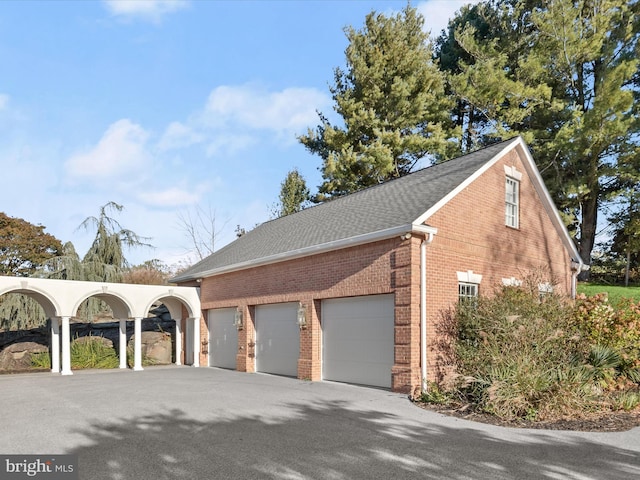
[194,147,575,394]
[423,148,574,383]
[198,238,405,383]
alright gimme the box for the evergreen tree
[79,201,151,283]
[44,242,84,281]
[45,202,152,322]
[273,168,310,217]
[440,0,640,272]
[299,5,458,200]
[436,2,502,153]
[608,186,640,285]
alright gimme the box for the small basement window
[457,270,482,303]
[458,282,479,302]
[538,282,554,299]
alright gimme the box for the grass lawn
[577,283,640,304]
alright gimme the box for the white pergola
[0,276,202,374]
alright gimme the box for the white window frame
[538,282,554,298]
[502,277,522,287]
[457,270,482,303]
[458,282,479,301]
[504,165,522,229]
[505,177,520,228]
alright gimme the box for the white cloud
[157,121,204,151]
[65,119,151,180]
[0,94,9,110]
[137,183,208,207]
[157,83,329,156]
[205,134,256,158]
[103,0,189,23]
[204,85,327,134]
[416,0,483,38]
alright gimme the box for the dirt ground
[414,401,640,432]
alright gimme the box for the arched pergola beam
[0,276,202,375]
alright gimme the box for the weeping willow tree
[45,202,152,322]
[1,202,152,329]
[60,202,151,321]
[78,202,151,282]
[0,294,46,331]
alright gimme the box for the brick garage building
[173,137,585,393]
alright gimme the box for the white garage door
[322,294,395,388]
[208,308,238,369]
[255,303,300,377]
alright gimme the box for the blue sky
[0,0,479,269]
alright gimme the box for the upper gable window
[505,177,519,228]
[503,166,521,230]
[504,166,522,229]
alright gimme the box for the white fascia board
[512,140,584,269]
[413,137,521,226]
[411,224,438,236]
[411,136,584,271]
[181,224,431,280]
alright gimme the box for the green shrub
[419,382,452,405]
[450,285,593,420]
[29,335,161,371]
[572,344,622,390]
[30,351,51,369]
[70,335,119,369]
[574,294,640,385]
[30,334,162,371]
[440,282,640,421]
[610,390,640,411]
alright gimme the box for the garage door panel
[329,359,391,387]
[208,308,238,369]
[323,295,394,388]
[256,303,299,377]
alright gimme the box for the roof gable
[172,137,580,282]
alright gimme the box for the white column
[175,318,182,366]
[61,316,72,376]
[133,317,143,371]
[119,319,127,369]
[192,317,200,368]
[50,318,60,373]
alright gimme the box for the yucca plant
[574,345,621,389]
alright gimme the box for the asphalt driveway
[0,366,638,479]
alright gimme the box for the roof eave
[511,140,585,271]
[172,224,437,283]
[413,136,585,272]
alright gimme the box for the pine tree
[441,0,640,272]
[299,5,458,200]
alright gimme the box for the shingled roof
[172,137,539,282]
